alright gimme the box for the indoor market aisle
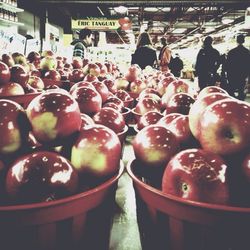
[109,137,142,250]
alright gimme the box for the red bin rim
[0,161,124,211]
[126,159,250,213]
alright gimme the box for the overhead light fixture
[144,7,159,12]
[221,18,234,25]
[114,6,128,14]
[173,28,187,34]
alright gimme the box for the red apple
[137,111,163,130]
[10,65,29,88]
[129,79,147,94]
[26,89,82,145]
[83,63,101,77]
[69,81,95,94]
[80,113,94,130]
[114,89,134,108]
[1,54,15,68]
[132,124,179,167]
[68,69,85,83]
[157,76,176,96]
[165,93,195,115]
[28,76,44,90]
[91,80,109,103]
[125,65,141,83]
[134,97,161,116]
[162,148,230,205]
[161,79,195,108]
[27,51,41,63]
[0,61,11,85]
[70,86,102,116]
[102,102,122,112]
[71,124,121,178]
[157,113,182,127]
[72,57,83,69]
[0,82,25,96]
[103,79,117,94]
[197,85,228,100]
[188,92,231,139]
[0,99,30,155]
[5,151,79,204]
[104,96,124,110]
[198,99,250,155]
[92,107,126,134]
[43,69,61,82]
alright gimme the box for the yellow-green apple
[114,77,129,90]
[0,99,30,155]
[40,56,57,71]
[162,148,230,205]
[198,99,250,155]
[5,151,79,204]
[83,63,101,77]
[70,86,102,116]
[189,92,231,139]
[71,124,121,179]
[0,82,25,96]
[26,89,82,145]
[41,50,55,58]
[0,61,11,85]
[11,52,27,65]
[28,76,44,90]
[132,124,179,168]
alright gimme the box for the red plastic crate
[127,159,250,250]
[0,162,124,250]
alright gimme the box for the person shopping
[131,32,157,69]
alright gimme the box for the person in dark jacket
[226,34,250,100]
[169,54,184,77]
[71,28,93,59]
[195,36,221,91]
[131,32,157,69]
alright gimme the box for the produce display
[0,49,250,211]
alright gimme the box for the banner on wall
[71,17,132,31]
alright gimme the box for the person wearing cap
[226,34,250,100]
[195,36,221,91]
[71,28,93,59]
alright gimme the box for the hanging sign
[71,18,120,30]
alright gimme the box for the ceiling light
[144,7,159,12]
[114,6,128,14]
[221,18,234,25]
[173,28,187,34]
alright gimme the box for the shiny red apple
[10,64,29,88]
[0,82,25,96]
[5,151,79,204]
[26,89,82,145]
[162,148,230,205]
[71,124,121,178]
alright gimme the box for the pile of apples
[0,50,140,205]
[130,71,250,207]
